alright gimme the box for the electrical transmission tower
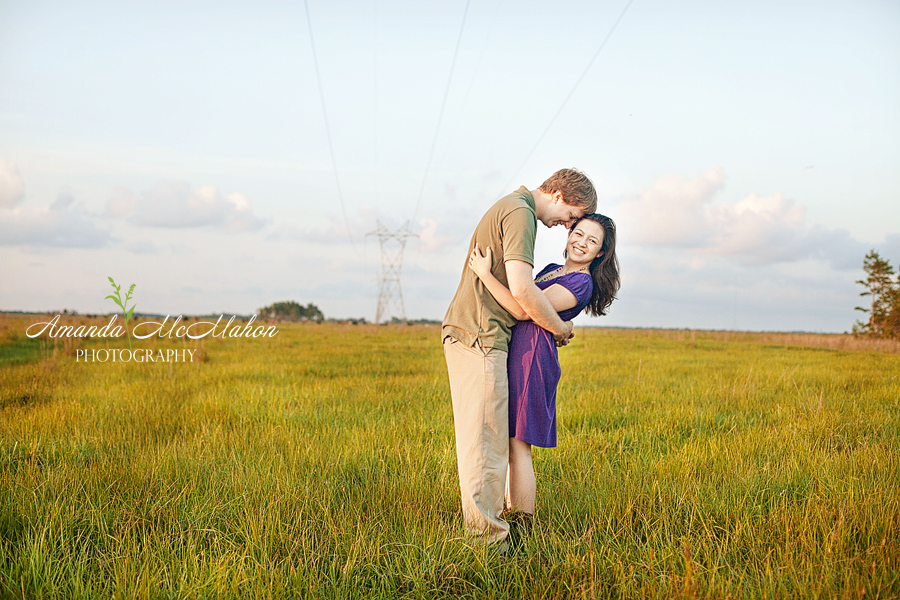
[367,220,417,324]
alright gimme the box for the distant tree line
[389,317,442,325]
[256,301,440,325]
[854,250,900,338]
[258,301,324,323]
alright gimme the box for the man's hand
[554,321,574,347]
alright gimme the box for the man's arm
[505,259,574,345]
[470,245,579,321]
[469,245,529,320]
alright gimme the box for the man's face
[540,192,585,228]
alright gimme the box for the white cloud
[121,181,267,232]
[617,168,867,269]
[266,205,377,245]
[618,167,726,247]
[51,192,75,211]
[226,192,250,212]
[0,192,113,248]
[106,186,137,217]
[416,218,454,253]
[595,248,863,332]
[0,158,25,209]
[123,239,157,254]
[706,191,809,264]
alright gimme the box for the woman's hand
[468,243,493,279]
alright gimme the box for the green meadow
[1,316,898,599]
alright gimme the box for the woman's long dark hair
[567,214,620,317]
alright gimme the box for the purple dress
[508,263,592,448]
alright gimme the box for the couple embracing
[442,168,620,551]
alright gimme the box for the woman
[468,213,620,542]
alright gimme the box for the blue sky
[1,0,898,331]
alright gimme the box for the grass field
[1,315,898,599]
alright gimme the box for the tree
[257,301,324,323]
[885,271,900,337]
[853,250,897,337]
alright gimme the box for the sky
[1,0,898,332]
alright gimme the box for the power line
[373,0,379,205]
[375,1,467,322]
[499,0,636,196]
[434,0,503,177]
[304,0,357,250]
[461,0,502,108]
[410,0,471,225]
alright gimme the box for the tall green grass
[1,320,898,599]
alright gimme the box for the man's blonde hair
[539,168,597,213]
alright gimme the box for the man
[442,168,598,548]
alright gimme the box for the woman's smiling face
[566,218,605,266]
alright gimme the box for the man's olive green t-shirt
[442,186,537,352]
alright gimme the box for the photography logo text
[25,276,279,364]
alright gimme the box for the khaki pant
[443,336,510,544]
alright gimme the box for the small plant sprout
[106,276,137,350]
